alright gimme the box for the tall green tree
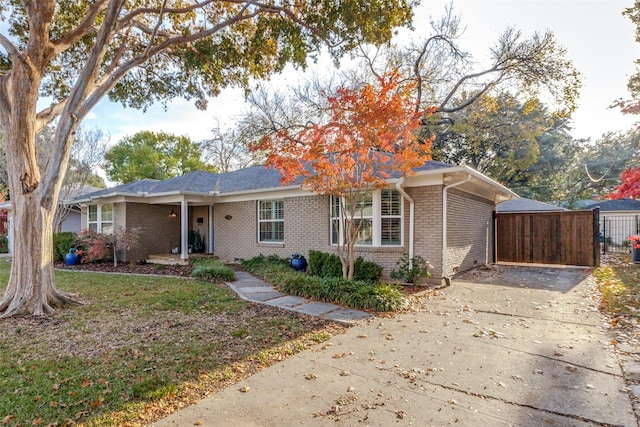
[104,131,216,183]
[508,118,582,203]
[433,92,550,184]
[0,0,416,318]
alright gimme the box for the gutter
[395,177,414,265]
[442,173,471,286]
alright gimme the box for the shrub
[390,254,432,284]
[309,250,382,283]
[53,232,78,262]
[321,254,343,278]
[0,233,7,253]
[241,254,406,312]
[308,250,325,276]
[354,257,383,282]
[191,259,235,282]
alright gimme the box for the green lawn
[0,261,340,426]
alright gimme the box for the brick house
[67,161,517,284]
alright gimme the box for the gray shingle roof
[589,199,640,211]
[69,160,470,203]
[497,198,565,212]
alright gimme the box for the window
[380,189,401,245]
[87,204,113,234]
[331,189,403,247]
[258,200,284,243]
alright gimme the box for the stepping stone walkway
[226,271,372,325]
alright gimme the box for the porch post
[208,205,214,254]
[180,198,189,260]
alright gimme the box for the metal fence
[600,215,640,254]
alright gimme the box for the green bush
[53,232,79,262]
[354,257,383,282]
[308,250,325,276]
[0,233,8,253]
[241,254,406,312]
[321,253,343,278]
[390,254,432,284]
[309,250,382,283]
[191,259,235,282]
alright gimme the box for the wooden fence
[495,209,600,267]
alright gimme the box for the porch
[146,253,218,266]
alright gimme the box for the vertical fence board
[496,210,598,267]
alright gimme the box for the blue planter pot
[65,253,80,266]
[290,257,307,272]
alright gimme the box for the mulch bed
[55,261,194,277]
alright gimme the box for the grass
[593,254,640,317]
[0,261,341,426]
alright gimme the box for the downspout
[395,178,414,264]
[442,174,471,286]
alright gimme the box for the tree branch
[0,34,20,61]
[51,0,109,55]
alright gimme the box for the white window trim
[87,204,113,234]
[330,189,404,247]
[257,199,284,243]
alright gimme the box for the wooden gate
[495,209,600,267]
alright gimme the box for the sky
[86,0,640,146]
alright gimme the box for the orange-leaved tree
[609,167,640,200]
[251,72,434,280]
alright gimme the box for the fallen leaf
[239,386,250,393]
[340,371,350,376]
[305,373,318,380]
[90,396,104,409]
[194,420,203,426]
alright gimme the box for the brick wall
[445,188,494,277]
[408,185,444,280]
[214,194,410,279]
[120,203,181,262]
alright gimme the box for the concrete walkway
[226,271,373,325]
[153,266,637,427]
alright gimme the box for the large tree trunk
[0,37,81,318]
[0,193,80,317]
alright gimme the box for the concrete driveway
[153,266,636,427]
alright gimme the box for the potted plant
[290,253,307,272]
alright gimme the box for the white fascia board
[215,186,310,203]
[453,165,518,200]
[400,165,518,202]
[71,194,143,206]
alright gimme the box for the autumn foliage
[609,167,640,200]
[252,73,433,279]
[251,72,433,194]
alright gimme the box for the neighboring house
[1,184,102,254]
[497,198,566,213]
[66,161,517,284]
[588,199,640,246]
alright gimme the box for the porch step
[146,254,189,266]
